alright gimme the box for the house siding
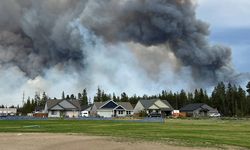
[155,100,169,108]
[65,111,79,118]
[133,101,144,114]
[48,110,60,118]
[97,109,113,118]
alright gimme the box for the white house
[0,108,17,116]
[134,99,174,117]
[90,100,134,118]
[44,99,81,118]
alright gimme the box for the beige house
[134,99,174,117]
[45,99,81,118]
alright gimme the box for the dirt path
[0,133,241,150]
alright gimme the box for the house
[0,107,17,116]
[44,99,81,118]
[133,99,174,117]
[180,103,220,117]
[90,100,134,118]
[33,106,48,118]
[80,105,92,117]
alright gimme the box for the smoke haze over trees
[0,0,249,105]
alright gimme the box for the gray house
[180,103,220,117]
[134,99,174,117]
[45,99,81,118]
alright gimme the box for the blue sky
[197,0,250,73]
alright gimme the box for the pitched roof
[47,99,81,110]
[81,105,93,111]
[93,100,133,110]
[139,99,174,110]
[117,102,134,110]
[180,103,213,112]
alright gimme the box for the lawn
[0,119,250,149]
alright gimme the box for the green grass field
[0,119,250,149]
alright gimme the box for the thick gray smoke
[0,0,246,105]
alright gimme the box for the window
[51,111,57,115]
[118,111,123,114]
[126,111,131,115]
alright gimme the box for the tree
[194,89,200,103]
[179,89,187,109]
[121,92,129,102]
[211,82,226,115]
[78,93,82,100]
[81,89,88,106]
[237,86,247,116]
[34,92,40,105]
[62,91,65,99]
[112,93,118,102]
[70,94,76,100]
[94,87,102,102]
[39,92,47,107]
[247,81,250,96]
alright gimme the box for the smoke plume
[0,0,246,105]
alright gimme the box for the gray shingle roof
[117,102,134,110]
[47,99,81,110]
[139,99,174,111]
[180,103,214,112]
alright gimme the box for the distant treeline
[18,81,250,117]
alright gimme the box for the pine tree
[211,82,226,115]
[94,87,102,102]
[62,91,65,99]
[237,86,246,116]
[39,92,47,107]
[247,81,250,96]
[179,89,187,108]
[121,92,129,102]
[81,89,88,106]
[112,93,118,102]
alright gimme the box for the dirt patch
[0,133,243,150]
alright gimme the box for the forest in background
[16,81,250,117]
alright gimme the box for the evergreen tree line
[92,82,250,117]
[20,92,48,115]
[20,81,250,117]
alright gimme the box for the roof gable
[149,104,159,109]
[117,102,134,110]
[47,99,81,110]
[114,105,125,110]
[51,105,64,110]
[59,100,77,109]
[139,99,173,110]
[155,100,169,108]
[100,100,118,109]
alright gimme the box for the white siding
[133,101,145,113]
[97,110,113,118]
[48,110,60,118]
[116,110,126,117]
[149,104,159,110]
[155,100,169,108]
[65,111,79,118]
